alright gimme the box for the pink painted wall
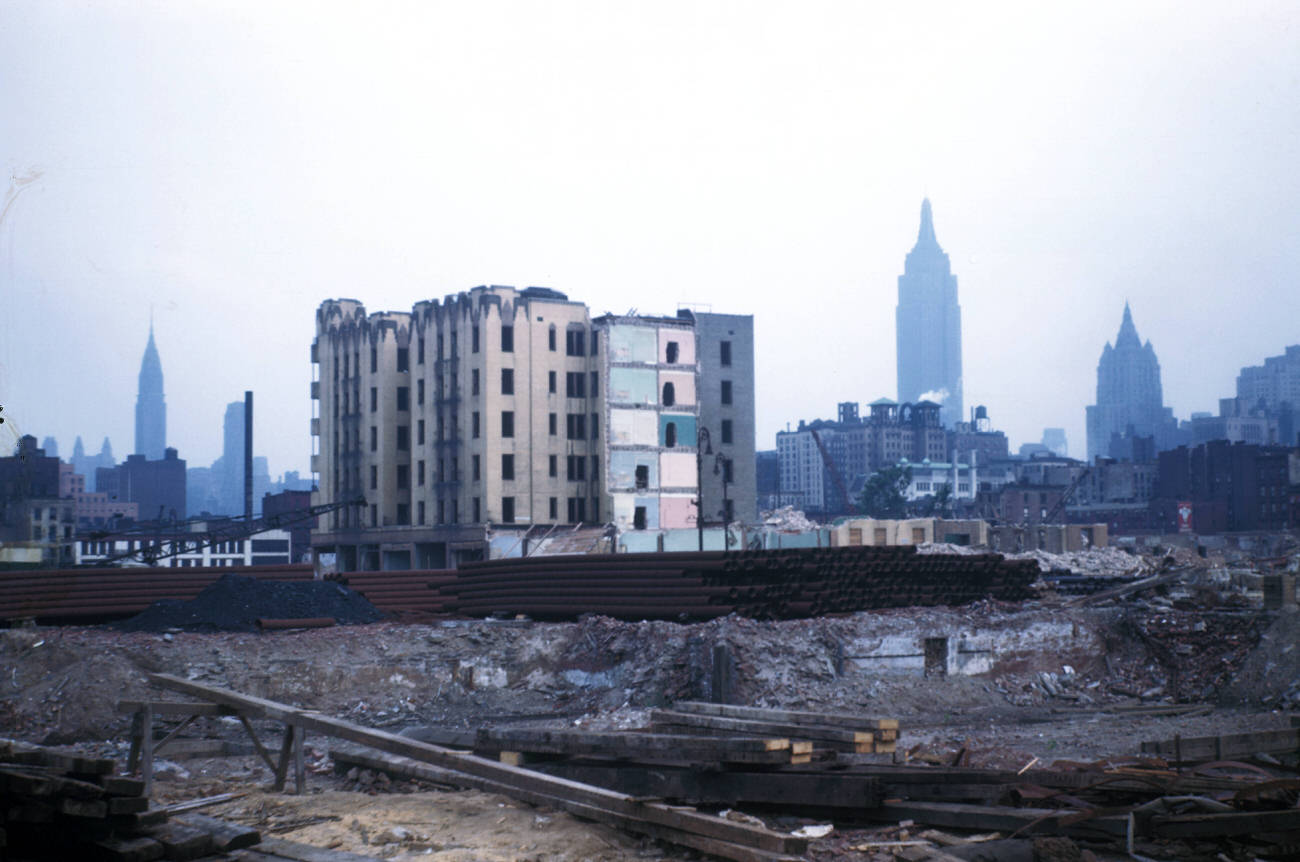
[660,495,697,529]
[658,328,695,366]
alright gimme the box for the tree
[856,465,912,518]
[928,482,953,518]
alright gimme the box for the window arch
[665,422,677,448]
[662,381,676,406]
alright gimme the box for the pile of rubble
[759,506,820,531]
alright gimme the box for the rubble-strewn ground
[2,542,1297,860]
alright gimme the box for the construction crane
[808,427,857,515]
[1042,467,1091,524]
[86,497,365,567]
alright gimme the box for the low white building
[74,528,293,567]
[898,459,977,502]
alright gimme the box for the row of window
[361,494,598,527]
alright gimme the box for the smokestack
[244,390,253,520]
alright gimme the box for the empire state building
[896,199,964,428]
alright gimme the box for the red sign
[1176,501,1193,533]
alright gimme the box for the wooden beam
[651,710,872,751]
[1149,808,1300,838]
[117,701,235,717]
[670,701,899,731]
[1140,728,1300,762]
[147,673,805,859]
[868,801,1128,839]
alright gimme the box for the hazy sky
[3,1,1298,480]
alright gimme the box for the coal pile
[115,574,384,632]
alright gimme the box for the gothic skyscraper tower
[896,199,963,427]
[134,322,166,459]
[1085,303,1178,460]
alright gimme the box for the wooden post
[273,725,294,792]
[127,711,142,773]
[292,727,306,795]
[710,643,732,705]
[141,703,154,796]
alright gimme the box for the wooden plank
[144,822,215,861]
[475,728,793,764]
[161,792,246,815]
[90,835,165,862]
[99,776,147,797]
[172,813,261,851]
[671,701,899,731]
[117,700,232,717]
[1140,727,1300,762]
[651,711,872,750]
[869,801,1128,839]
[149,673,805,857]
[1150,808,1300,838]
[326,746,800,862]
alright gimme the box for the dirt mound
[1224,609,1300,707]
[114,574,384,633]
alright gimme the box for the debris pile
[115,574,384,633]
[760,506,820,531]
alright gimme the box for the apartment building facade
[311,287,755,570]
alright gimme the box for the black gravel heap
[115,573,384,632]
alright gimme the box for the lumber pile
[652,701,900,755]
[0,737,266,861]
[146,674,808,862]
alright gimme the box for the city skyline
[3,3,1298,478]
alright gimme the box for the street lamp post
[695,426,713,551]
[715,453,732,550]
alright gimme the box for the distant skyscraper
[134,323,166,459]
[896,199,963,427]
[1085,304,1179,461]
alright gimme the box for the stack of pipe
[325,570,457,617]
[0,564,314,623]
[445,547,1039,621]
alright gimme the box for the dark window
[721,419,733,445]
[501,368,514,395]
[417,379,425,405]
[665,422,677,448]
[371,504,378,526]
[397,503,409,525]
[437,500,444,524]
[549,413,557,435]
[591,455,599,484]
[418,460,425,485]
[548,371,557,393]
[567,497,586,523]
[370,387,378,412]
[370,346,377,373]
[472,326,480,353]
[396,464,409,489]
[501,411,515,437]
[501,325,513,353]
[450,332,458,356]
[418,501,425,524]
[473,454,481,481]
[418,337,425,364]
[417,419,425,445]
[565,328,585,356]
[396,386,409,411]
[548,326,556,351]
[472,368,480,395]
[549,497,558,520]
[501,497,515,523]
[666,341,679,364]
[501,454,515,481]
[397,426,410,450]
[473,497,481,522]
[370,465,378,489]
[722,457,734,482]
[549,454,558,477]
[397,347,409,372]
[590,371,598,394]
[591,413,599,439]
[591,332,599,355]
[720,340,732,366]
[472,412,480,438]
[721,380,732,405]
[566,413,586,440]
[662,382,675,406]
[566,371,586,398]
[567,455,586,480]
[370,426,377,451]
[635,464,649,490]
[633,506,647,530]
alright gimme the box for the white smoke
[918,388,949,404]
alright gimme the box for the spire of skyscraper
[134,321,166,459]
[1086,303,1178,460]
[915,198,938,249]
